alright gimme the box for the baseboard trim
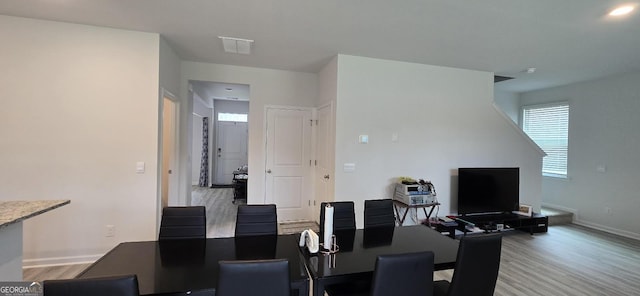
[541,202,579,215]
[542,202,640,241]
[23,254,101,268]
[573,219,640,241]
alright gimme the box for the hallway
[191,186,239,238]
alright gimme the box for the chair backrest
[235,204,278,237]
[43,275,139,296]
[216,259,290,296]
[370,251,434,296]
[319,201,356,234]
[158,206,207,240]
[448,233,502,296]
[364,199,396,228]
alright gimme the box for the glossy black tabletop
[77,234,308,295]
[301,225,459,296]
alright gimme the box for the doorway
[161,93,179,208]
[215,119,248,184]
[189,81,249,187]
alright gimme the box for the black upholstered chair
[319,201,356,234]
[158,206,206,240]
[43,275,139,296]
[234,204,278,237]
[364,199,396,228]
[433,233,503,296]
[371,251,434,296]
[326,251,435,296]
[216,259,290,296]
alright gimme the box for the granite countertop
[0,200,70,229]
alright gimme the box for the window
[218,113,248,122]
[522,102,569,178]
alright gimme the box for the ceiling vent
[219,36,254,55]
[494,75,514,83]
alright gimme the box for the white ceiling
[1,0,639,93]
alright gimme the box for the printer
[393,183,437,205]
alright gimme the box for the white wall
[494,90,520,123]
[159,37,181,97]
[334,55,544,227]
[520,71,640,239]
[0,16,160,265]
[180,62,317,204]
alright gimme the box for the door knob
[266,169,272,174]
[324,174,330,179]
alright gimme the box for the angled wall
[334,55,543,227]
[521,71,640,239]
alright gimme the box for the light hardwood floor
[191,186,239,238]
[23,190,640,295]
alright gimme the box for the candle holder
[320,234,339,254]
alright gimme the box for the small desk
[78,235,308,296]
[393,200,440,225]
[301,225,458,296]
[232,170,247,204]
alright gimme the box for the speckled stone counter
[0,200,70,229]
[0,200,70,280]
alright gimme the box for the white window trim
[522,101,570,179]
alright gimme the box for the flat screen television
[457,167,519,216]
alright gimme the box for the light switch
[359,135,369,144]
[136,162,145,174]
[343,163,356,172]
[596,165,606,173]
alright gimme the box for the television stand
[453,213,548,234]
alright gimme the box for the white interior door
[215,121,248,184]
[314,103,334,223]
[265,107,312,221]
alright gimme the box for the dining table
[77,234,308,296]
[300,225,459,296]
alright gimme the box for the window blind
[522,102,569,177]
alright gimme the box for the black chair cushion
[433,280,451,296]
[216,259,290,296]
[235,204,278,237]
[159,206,206,240]
[364,199,396,228]
[371,251,434,296]
[43,275,139,296]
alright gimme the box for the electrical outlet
[106,225,115,237]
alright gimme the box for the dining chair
[234,204,278,237]
[433,233,503,296]
[326,251,435,296]
[319,201,356,234]
[216,259,290,296]
[158,206,206,240]
[43,275,139,296]
[364,199,396,228]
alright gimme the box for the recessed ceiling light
[609,5,635,16]
[524,67,536,74]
